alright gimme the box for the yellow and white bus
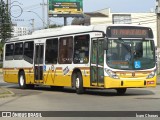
[93,24,156,94]
[3,25,156,95]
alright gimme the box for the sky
[9,0,156,30]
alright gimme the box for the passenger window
[5,44,14,60]
[73,35,90,64]
[45,38,58,64]
[24,41,34,63]
[59,37,73,64]
[14,42,23,60]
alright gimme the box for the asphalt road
[0,75,160,120]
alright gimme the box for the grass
[0,63,2,68]
[157,74,160,78]
[0,90,12,98]
[0,91,10,95]
[0,87,14,98]
[0,63,2,74]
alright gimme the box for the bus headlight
[105,69,119,79]
[146,70,156,79]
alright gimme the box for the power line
[11,4,40,13]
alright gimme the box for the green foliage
[0,42,3,52]
[0,42,4,60]
[0,63,2,68]
[48,24,63,28]
[0,0,12,43]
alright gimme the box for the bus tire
[73,72,85,94]
[116,88,127,95]
[18,71,27,89]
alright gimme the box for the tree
[48,24,62,28]
[0,0,12,43]
[0,42,3,60]
[0,0,12,60]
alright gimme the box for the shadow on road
[5,85,155,97]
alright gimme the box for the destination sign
[106,26,153,38]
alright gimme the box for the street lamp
[26,10,47,29]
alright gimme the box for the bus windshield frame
[106,38,156,70]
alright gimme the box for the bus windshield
[106,39,156,70]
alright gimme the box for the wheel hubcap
[20,75,24,86]
[76,78,80,88]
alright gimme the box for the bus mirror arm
[104,38,108,50]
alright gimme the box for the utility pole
[47,0,50,28]
[42,0,45,28]
[40,0,45,28]
[6,0,10,12]
[31,19,35,32]
[64,17,67,26]
[156,0,160,48]
[40,0,50,28]
[156,0,160,73]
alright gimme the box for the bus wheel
[116,88,127,95]
[73,72,85,94]
[18,71,27,89]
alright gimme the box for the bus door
[34,43,44,82]
[91,39,104,87]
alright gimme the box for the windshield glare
[106,39,155,70]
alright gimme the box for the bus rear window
[5,44,14,60]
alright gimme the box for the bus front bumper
[104,76,157,88]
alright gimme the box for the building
[72,8,157,45]
[12,25,29,37]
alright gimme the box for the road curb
[0,87,15,98]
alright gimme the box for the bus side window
[59,37,73,64]
[14,42,23,60]
[73,35,89,64]
[5,44,14,60]
[45,38,58,64]
[24,41,34,63]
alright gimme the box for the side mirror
[104,38,108,50]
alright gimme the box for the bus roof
[8,24,153,42]
[9,25,96,42]
[92,24,152,33]
[92,24,153,38]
